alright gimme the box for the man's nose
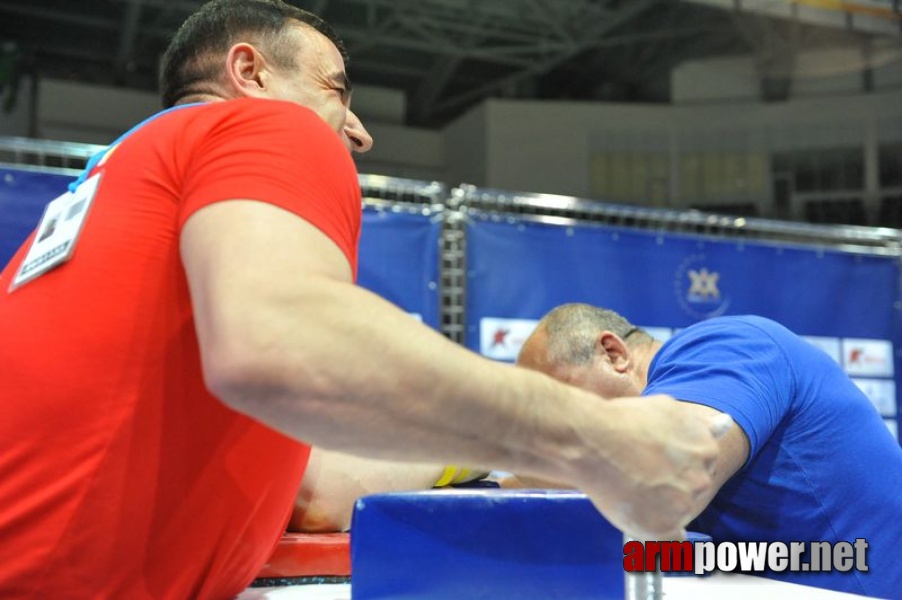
[345,110,373,153]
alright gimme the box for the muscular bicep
[179,200,353,400]
[181,199,352,293]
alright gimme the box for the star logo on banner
[688,268,720,300]
[492,328,510,348]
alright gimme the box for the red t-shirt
[0,98,362,598]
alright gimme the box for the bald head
[521,304,643,365]
[518,304,655,398]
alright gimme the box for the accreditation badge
[9,172,101,291]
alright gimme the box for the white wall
[355,122,444,181]
[351,85,405,125]
[443,89,902,204]
[672,56,759,104]
[443,102,488,187]
[482,99,615,198]
[672,46,902,102]
[438,48,902,203]
[37,80,161,144]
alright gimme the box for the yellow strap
[434,465,460,487]
[434,465,471,487]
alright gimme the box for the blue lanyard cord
[68,103,203,192]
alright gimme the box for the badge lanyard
[11,103,202,290]
[68,102,202,192]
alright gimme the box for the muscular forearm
[208,272,603,487]
[290,448,447,532]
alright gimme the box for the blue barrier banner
[357,206,442,330]
[0,167,442,330]
[465,216,901,432]
[0,167,75,269]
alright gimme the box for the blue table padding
[350,489,625,600]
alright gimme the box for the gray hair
[540,303,649,366]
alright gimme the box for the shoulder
[156,99,340,145]
[673,315,787,346]
[648,316,799,455]
[688,314,781,333]
[163,99,353,173]
[654,316,797,377]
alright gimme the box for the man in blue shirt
[517,303,902,598]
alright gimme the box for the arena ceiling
[0,0,899,128]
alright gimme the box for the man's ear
[225,42,269,98]
[597,331,630,373]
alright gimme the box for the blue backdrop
[0,167,73,266]
[465,215,901,429]
[0,166,442,330]
[357,207,441,329]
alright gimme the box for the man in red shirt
[0,1,728,597]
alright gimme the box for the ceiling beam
[336,0,611,40]
[432,0,663,118]
[340,28,545,67]
[0,2,114,29]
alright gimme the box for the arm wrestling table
[240,490,877,600]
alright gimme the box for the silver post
[623,535,663,600]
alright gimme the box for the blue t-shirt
[644,315,902,598]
